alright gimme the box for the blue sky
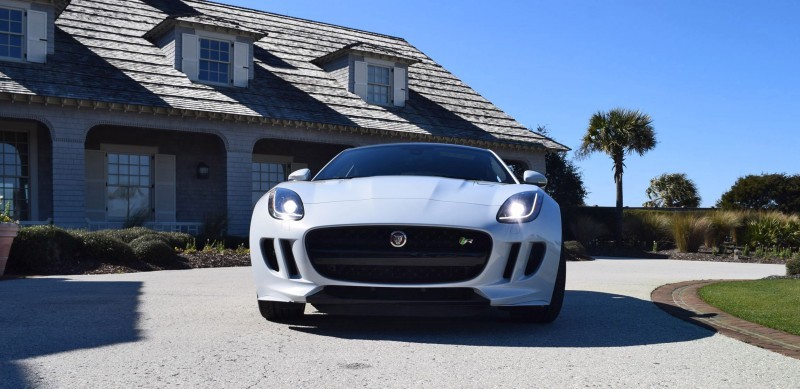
[217,0,799,207]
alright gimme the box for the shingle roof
[313,42,420,66]
[0,0,567,151]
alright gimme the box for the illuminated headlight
[268,188,304,221]
[496,191,542,223]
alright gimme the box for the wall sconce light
[197,162,210,179]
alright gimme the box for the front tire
[509,244,566,323]
[258,300,305,322]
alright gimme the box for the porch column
[51,136,87,228]
[226,148,252,237]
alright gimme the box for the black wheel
[258,300,305,322]
[509,243,566,323]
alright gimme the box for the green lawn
[699,279,800,336]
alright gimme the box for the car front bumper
[249,198,562,310]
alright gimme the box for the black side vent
[279,239,300,278]
[503,243,521,279]
[524,243,547,276]
[261,238,279,272]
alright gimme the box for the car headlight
[496,191,542,223]
[268,188,304,221]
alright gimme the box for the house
[0,0,566,236]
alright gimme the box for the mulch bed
[2,251,251,277]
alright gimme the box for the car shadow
[0,278,142,388]
[288,290,715,347]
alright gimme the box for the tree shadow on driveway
[0,278,142,388]
[288,290,716,347]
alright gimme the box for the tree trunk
[613,153,624,245]
[615,171,623,245]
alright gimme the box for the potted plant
[0,198,19,276]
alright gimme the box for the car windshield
[314,144,517,184]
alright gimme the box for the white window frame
[367,64,392,106]
[100,144,158,222]
[0,5,25,61]
[0,0,47,63]
[354,57,407,107]
[182,30,249,87]
[198,36,232,86]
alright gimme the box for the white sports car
[250,143,565,322]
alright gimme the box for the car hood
[279,176,540,206]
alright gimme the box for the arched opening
[0,118,52,222]
[84,125,225,230]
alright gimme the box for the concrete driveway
[1,259,798,388]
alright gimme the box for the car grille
[305,226,492,284]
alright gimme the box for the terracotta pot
[0,223,19,276]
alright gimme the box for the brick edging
[651,280,800,360]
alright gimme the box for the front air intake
[524,243,547,276]
[261,238,279,271]
[503,243,521,279]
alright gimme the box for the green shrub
[158,232,194,250]
[129,234,169,246]
[671,213,708,253]
[563,240,591,261]
[740,212,800,248]
[100,227,159,243]
[79,232,144,269]
[787,258,800,276]
[7,225,82,274]
[705,211,742,249]
[130,239,177,267]
[623,210,671,245]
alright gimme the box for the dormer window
[143,15,267,88]
[182,33,248,87]
[0,7,24,60]
[367,64,391,105]
[0,2,48,63]
[199,37,231,85]
[313,42,419,108]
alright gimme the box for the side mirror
[523,170,547,187]
[288,168,311,182]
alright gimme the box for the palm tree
[576,108,657,243]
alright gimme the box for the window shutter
[233,42,249,87]
[181,34,199,81]
[353,61,367,99]
[26,10,48,63]
[154,154,176,222]
[393,67,407,107]
[85,150,107,221]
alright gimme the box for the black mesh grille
[305,226,492,284]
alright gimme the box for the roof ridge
[187,0,409,42]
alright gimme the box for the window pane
[0,131,32,219]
